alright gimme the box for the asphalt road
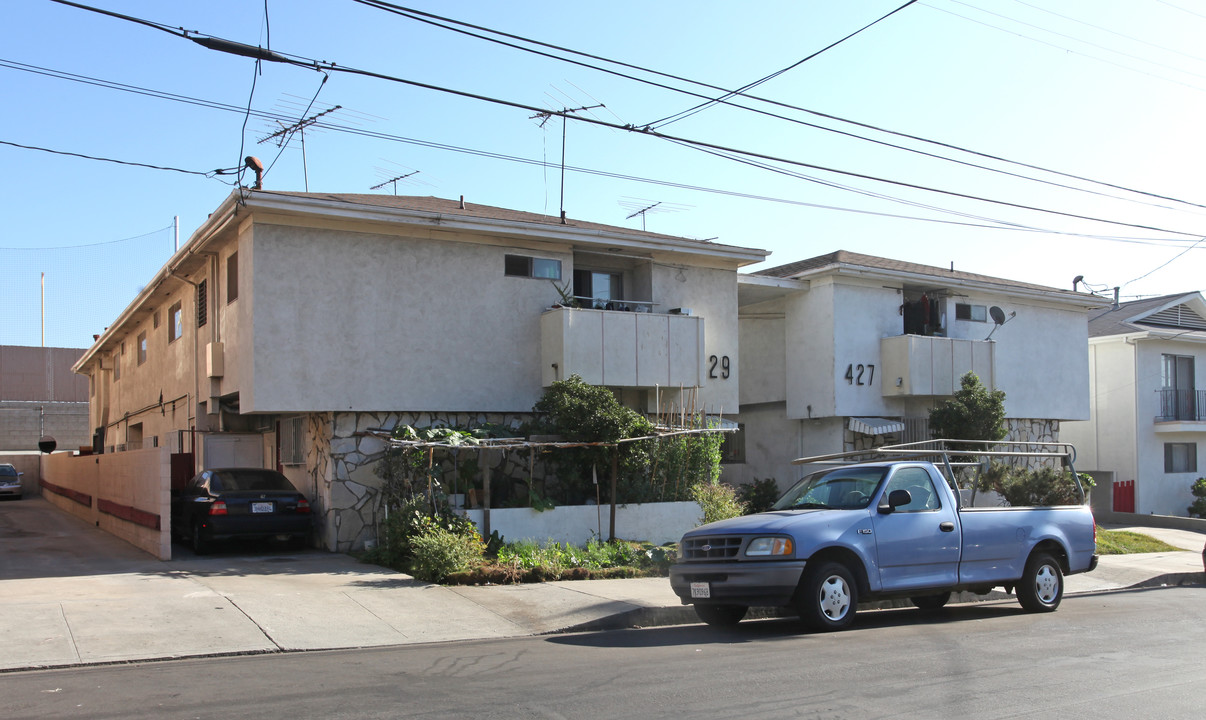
[2,586,1202,720]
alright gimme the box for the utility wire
[0,139,234,178]
[45,0,1206,238]
[0,223,173,250]
[1120,237,1206,289]
[648,0,918,128]
[350,0,1206,213]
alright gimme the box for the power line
[349,0,1206,213]
[0,139,234,178]
[648,0,918,129]
[40,1,1206,239]
[0,223,173,251]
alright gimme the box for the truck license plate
[690,582,711,599]
[251,502,274,514]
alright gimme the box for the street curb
[551,573,1206,634]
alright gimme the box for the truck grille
[682,536,743,560]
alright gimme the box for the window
[168,301,183,343]
[137,332,147,365]
[280,416,306,465]
[504,254,561,279]
[1160,354,1197,421]
[882,467,942,511]
[955,303,987,322]
[720,424,746,464]
[227,252,239,303]
[1165,443,1197,473]
[573,269,623,307]
[197,279,208,327]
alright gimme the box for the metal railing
[1156,388,1205,422]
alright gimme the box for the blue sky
[3,0,1205,349]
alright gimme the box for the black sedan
[172,468,312,554]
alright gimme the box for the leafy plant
[1188,477,1206,518]
[737,478,781,515]
[408,523,485,582]
[691,481,746,525]
[976,463,1090,506]
[928,372,1007,452]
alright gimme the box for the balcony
[880,335,995,397]
[540,306,704,388]
[1154,389,1206,432]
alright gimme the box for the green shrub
[737,478,781,514]
[1188,478,1206,518]
[977,463,1090,506]
[691,481,746,525]
[408,523,485,582]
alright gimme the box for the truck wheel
[1017,552,1063,612]
[910,592,951,610]
[798,561,858,631]
[694,604,747,627]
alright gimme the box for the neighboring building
[1061,292,1206,516]
[71,190,768,551]
[725,251,1108,487]
[0,345,90,496]
[0,345,90,451]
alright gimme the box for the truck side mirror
[878,489,912,514]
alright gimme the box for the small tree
[928,372,1007,450]
[1188,478,1206,518]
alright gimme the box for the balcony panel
[542,307,704,388]
[881,335,995,397]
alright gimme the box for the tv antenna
[371,170,420,194]
[531,103,603,224]
[618,197,692,231]
[257,105,342,191]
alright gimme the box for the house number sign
[844,363,875,386]
[708,355,731,379]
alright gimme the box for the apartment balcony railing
[1156,388,1205,422]
[880,335,995,397]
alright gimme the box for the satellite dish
[989,306,1007,325]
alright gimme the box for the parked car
[171,468,311,554]
[670,446,1097,631]
[0,464,23,499]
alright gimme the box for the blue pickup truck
[670,449,1098,631]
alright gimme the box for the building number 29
[709,355,731,379]
[845,363,874,386]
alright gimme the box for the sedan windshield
[772,466,888,510]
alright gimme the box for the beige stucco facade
[72,190,767,551]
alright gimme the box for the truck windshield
[772,467,888,511]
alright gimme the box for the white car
[0,464,23,499]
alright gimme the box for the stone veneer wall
[317,411,536,552]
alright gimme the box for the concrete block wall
[0,401,90,452]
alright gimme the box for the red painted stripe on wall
[39,478,93,508]
[97,498,161,531]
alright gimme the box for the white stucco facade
[725,251,1106,491]
[1061,293,1206,516]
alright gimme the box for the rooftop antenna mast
[371,170,420,195]
[531,104,602,224]
[618,197,692,232]
[258,105,342,191]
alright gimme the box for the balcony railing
[1157,388,1205,422]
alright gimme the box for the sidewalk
[2,499,1202,672]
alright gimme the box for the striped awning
[848,417,905,436]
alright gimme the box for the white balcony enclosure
[541,307,705,388]
[880,335,995,397]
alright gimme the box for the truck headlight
[746,537,793,556]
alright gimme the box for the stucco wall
[785,279,837,419]
[40,447,171,560]
[464,501,701,546]
[738,300,787,407]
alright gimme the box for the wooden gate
[1112,479,1135,513]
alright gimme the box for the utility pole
[258,105,342,191]
[530,104,602,224]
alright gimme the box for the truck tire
[694,603,747,627]
[798,561,858,631]
[1017,552,1063,612]
[910,592,951,610]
